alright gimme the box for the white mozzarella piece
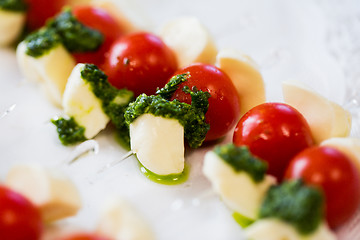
[158,17,217,68]
[245,219,336,240]
[16,41,76,106]
[130,114,185,176]
[97,197,155,240]
[33,44,76,107]
[16,41,42,83]
[216,48,265,116]
[6,164,82,223]
[62,63,109,139]
[0,9,25,46]
[202,151,275,219]
[282,81,351,144]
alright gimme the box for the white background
[0,0,359,239]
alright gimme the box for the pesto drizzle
[0,0,27,12]
[213,144,267,183]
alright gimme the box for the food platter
[0,0,359,239]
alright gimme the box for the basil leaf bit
[51,117,87,145]
[0,0,27,12]
[213,144,267,183]
[156,73,189,99]
[47,8,104,52]
[259,179,324,235]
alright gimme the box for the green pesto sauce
[0,0,27,12]
[24,28,61,58]
[259,179,324,235]
[47,9,103,53]
[124,92,210,149]
[115,128,131,151]
[232,212,254,228]
[125,73,210,149]
[155,73,188,99]
[51,117,87,145]
[214,144,267,183]
[138,161,189,185]
[81,64,133,140]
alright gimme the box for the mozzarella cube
[216,48,265,116]
[0,9,25,46]
[158,17,217,68]
[282,81,351,144]
[6,164,82,223]
[245,219,336,240]
[62,63,109,139]
[97,197,155,240]
[17,41,76,106]
[130,114,185,176]
[16,41,42,83]
[203,151,275,220]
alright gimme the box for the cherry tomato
[59,233,110,240]
[103,32,178,96]
[0,185,43,240]
[285,146,360,229]
[233,102,314,180]
[25,0,66,30]
[72,6,124,66]
[170,63,240,141]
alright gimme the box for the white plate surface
[0,0,359,239]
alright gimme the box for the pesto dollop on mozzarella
[203,146,275,220]
[259,180,324,235]
[125,74,210,149]
[53,64,133,145]
[46,8,103,53]
[62,64,110,139]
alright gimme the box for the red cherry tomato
[170,63,240,141]
[0,185,43,240]
[103,32,178,96]
[72,6,124,66]
[25,0,66,30]
[285,146,360,229]
[233,102,314,180]
[60,233,110,240]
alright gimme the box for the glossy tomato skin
[285,146,360,229]
[0,185,43,240]
[170,63,240,141]
[103,32,178,96]
[25,0,66,30]
[72,6,124,66]
[60,233,110,240]
[233,102,314,180]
